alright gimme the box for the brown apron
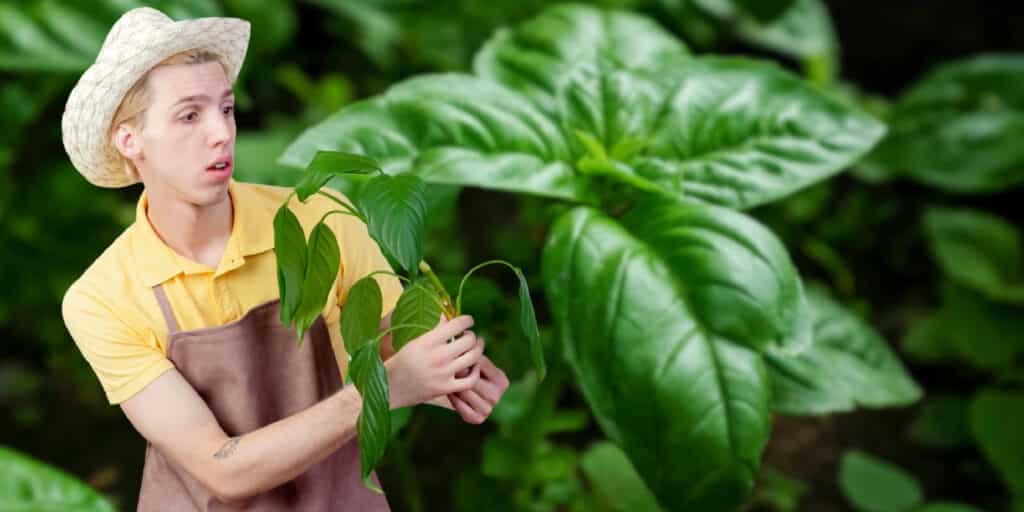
[136,284,391,511]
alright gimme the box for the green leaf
[0,446,116,511]
[349,339,390,494]
[909,396,972,450]
[391,282,442,351]
[474,4,689,113]
[580,441,661,512]
[925,207,1024,304]
[356,174,427,276]
[340,276,382,355]
[632,56,885,209]
[838,451,924,512]
[273,205,307,326]
[541,197,806,509]
[970,390,1024,495]
[765,283,921,415]
[751,466,810,512]
[870,55,1024,193]
[294,222,340,345]
[282,5,877,211]
[932,284,1024,371]
[515,267,545,381]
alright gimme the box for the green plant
[838,450,984,512]
[0,446,116,511]
[272,150,545,492]
[273,4,921,509]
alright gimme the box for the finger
[450,394,485,424]
[478,357,510,389]
[444,332,481,360]
[426,315,474,346]
[444,329,479,358]
[447,338,484,374]
[471,374,503,402]
[459,389,495,417]
[447,361,481,394]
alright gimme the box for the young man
[60,7,509,510]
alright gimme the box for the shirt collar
[132,178,276,287]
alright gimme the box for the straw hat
[61,7,250,188]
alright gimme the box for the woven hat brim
[62,10,251,188]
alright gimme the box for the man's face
[135,61,236,206]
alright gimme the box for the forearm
[212,385,363,502]
[425,395,454,410]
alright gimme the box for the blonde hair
[110,49,230,182]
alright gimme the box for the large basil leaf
[273,205,307,326]
[689,0,837,65]
[474,4,688,113]
[350,339,390,494]
[356,174,427,276]
[542,198,808,509]
[924,207,1024,304]
[838,451,923,512]
[869,55,1024,193]
[632,56,885,209]
[279,76,587,202]
[283,5,879,211]
[293,222,340,344]
[391,282,442,351]
[0,446,116,511]
[970,390,1024,495]
[765,284,921,415]
[340,276,383,356]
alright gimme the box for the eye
[181,111,198,123]
[222,105,234,115]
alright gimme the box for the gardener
[60,7,509,511]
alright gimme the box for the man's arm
[120,369,363,504]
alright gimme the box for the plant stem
[317,190,366,223]
[418,261,457,319]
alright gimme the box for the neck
[144,185,234,268]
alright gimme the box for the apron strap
[151,284,180,335]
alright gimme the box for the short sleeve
[329,196,403,318]
[62,285,175,405]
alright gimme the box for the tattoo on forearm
[214,437,241,459]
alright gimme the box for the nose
[207,109,233,148]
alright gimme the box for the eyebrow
[172,89,234,107]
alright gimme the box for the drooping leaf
[869,55,1024,193]
[838,451,924,512]
[340,276,383,355]
[391,282,442,351]
[293,222,340,344]
[356,174,427,276]
[541,196,806,509]
[0,446,116,511]
[765,283,921,415]
[579,441,661,512]
[349,338,390,494]
[283,5,878,211]
[515,267,546,381]
[924,207,1024,304]
[970,390,1024,495]
[296,150,383,202]
[273,205,307,326]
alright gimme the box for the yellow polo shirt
[61,178,402,405]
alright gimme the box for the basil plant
[275,4,920,509]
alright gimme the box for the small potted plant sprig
[272,150,545,492]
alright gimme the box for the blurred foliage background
[1,0,1022,510]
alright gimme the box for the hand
[384,315,484,410]
[449,355,510,425]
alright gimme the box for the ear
[111,122,143,161]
